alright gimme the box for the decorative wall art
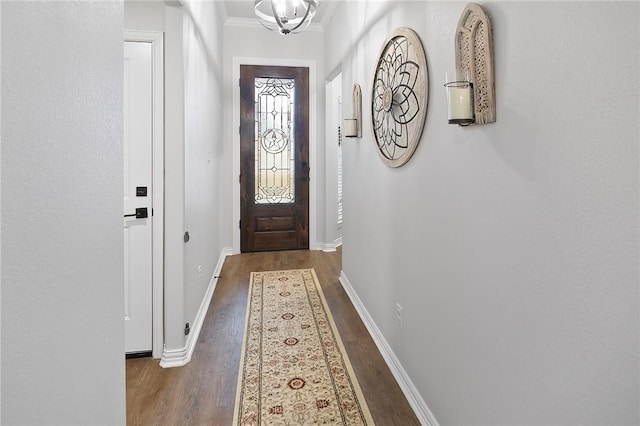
[344,83,362,138]
[371,27,428,168]
[455,3,496,124]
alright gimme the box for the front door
[240,65,310,252]
[123,40,153,354]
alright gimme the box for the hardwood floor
[127,249,420,425]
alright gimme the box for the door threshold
[125,351,152,360]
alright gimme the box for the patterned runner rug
[233,268,375,425]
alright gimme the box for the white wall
[163,2,188,355]
[1,1,126,424]
[223,24,327,251]
[182,0,227,339]
[124,0,165,30]
[125,0,228,358]
[324,73,343,249]
[327,1,639,424]
[125,0,188,355]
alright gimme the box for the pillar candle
[447,86,474,121]
[343,118,358,138]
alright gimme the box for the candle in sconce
[343,118,358,138]
[444,80,475,125]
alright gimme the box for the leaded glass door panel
[240,65,310,252]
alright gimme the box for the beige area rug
[233,268,375,425]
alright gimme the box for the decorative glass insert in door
[255,77,295,204]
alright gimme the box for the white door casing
[123,31,164,357]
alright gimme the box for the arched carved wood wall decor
[455,3,496,124]
[344,83,362,138]
[352,83,362,138]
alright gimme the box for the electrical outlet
[395,302,403,328]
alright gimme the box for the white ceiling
[222,0,339,28]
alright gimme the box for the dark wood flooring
[126,249,420,425]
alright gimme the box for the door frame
[232,57,318,253]
[124,30,164,358]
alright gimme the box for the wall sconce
[447,3,496,126]
[343,83,362,138]
[343,119,358,138]
[444,77,475,126]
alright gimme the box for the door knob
[124,207,148,219]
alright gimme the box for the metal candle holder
[444,80,475,126]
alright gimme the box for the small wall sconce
[343,118,358,137]
[444,78,475,126]
[447,3,496,126]
[343,83,362,138]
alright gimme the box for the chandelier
[254,0,320,35]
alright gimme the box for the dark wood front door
[240,65,310,252]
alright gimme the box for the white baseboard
[160,247,233,368]
[339,271,439,426]
[159,345,188,368]
[321,237,343,253]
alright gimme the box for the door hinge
[239,219,241,229]
[238,174,241,184]
[239,125,241,135]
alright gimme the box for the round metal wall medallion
[371,27,428,168]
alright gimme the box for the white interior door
[124,41,153,354]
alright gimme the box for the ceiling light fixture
[254,0,320,35]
